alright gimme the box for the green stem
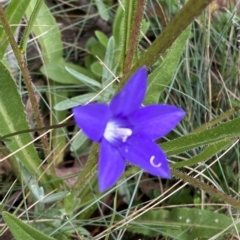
[0,121,74,141]
[0,4,49,157]
[119,0,215,89]
[19,0,43,52]
[192,105,240,133]
[71,144,99,198]
[123,0,146,74]
[171,140,232,168]
[171,169,240,209]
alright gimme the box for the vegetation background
[1,0,240,239]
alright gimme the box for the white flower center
[104,121,132,143]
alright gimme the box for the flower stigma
[104,121,132,142]
[150,155,162,168]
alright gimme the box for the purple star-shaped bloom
[73,66,185,192]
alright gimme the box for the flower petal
[73,103,111,142]
[99,139,126,192]
[128,105,185,140]
[119,136,171,178]
[110,67,147,117]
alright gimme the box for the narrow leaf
[135,0,214,69]
[162,117,240,156]
[0,0,31,59]
[25,0,63,63]
[94,0,109,21]
[26,1,66,167]
[95,30,109,48]
[2,212,55,240]
[41,191,70,203]
[118,0,215,88]
[0,61,51,185]
[70,131,88,152]
[145,25,191,104]
[117,208,240,239]
[54,93,101,111]
[66,66,102,88]
[172,140,233,168]
[102,36,115,88]
[41,59,94,85]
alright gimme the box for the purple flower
[73,66,185,192]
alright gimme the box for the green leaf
[90,42,106,60]
[41,59,93,84]
[118,208,240,239]
[48,81,68,165]
[145,25,191,104]
[162,117,240,156]
[66,66,102,88]
[25,1,66,165]
[95,30,109,48]
[102,36,115,88]
[20,164,45,200]
[54,93,101,111]
[138,0,213,68]
[118,0,215,88]
[0,0,31,59]
[172,140,232,168]
[94,0,109,21]
[70,131,88,152]
[25,0,63,63]
[141,19,150,38]
[2,212,55,240]
[170,106,240,169]
[113,4,124,48]
[42,191,70,204]
[0,61,51,186]
[91,61,103,77]
[191,105,240,133]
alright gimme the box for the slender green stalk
[123,0,146,74]
[105,191,118,240]
[119,0,215,89]
[0,4,49,157]
[171,169,240,209]
[19,0,43,52]
[71,144,99,198]
[0,121,74,141]
[192,105,240,133]
[120,0,134,72]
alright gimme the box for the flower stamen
[104,121,132,142]
[114,128,132,142]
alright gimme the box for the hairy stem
[0,4,49,157]
[72,143,98,198]
[119,0,215,89]
[171,169,240,209]
[123,0,146,74]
